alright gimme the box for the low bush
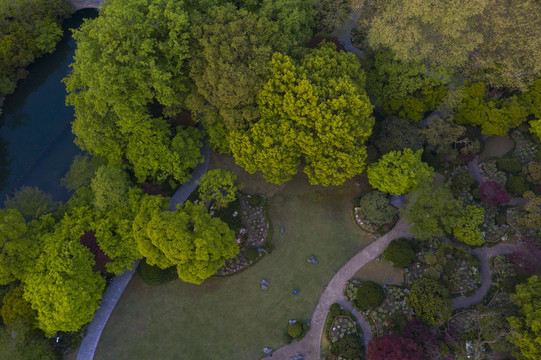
[452,171,475,190]
[245,248,258,261]
[382,238,416,268]
[330,334,364,359]
[497,156,522,174]
[214,198,243,230]
[288,322,302,339]
[137,259,177,286]
[354,281,385,311]
[506,175,529,197]
[358,191,396,227]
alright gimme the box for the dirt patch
[479,135,515,162]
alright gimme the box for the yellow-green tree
[230,42,374,186]
[134,199,238,284]
[507,275,541,360]
[453,205,485,246]
[367,148,433,195]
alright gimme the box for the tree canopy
[230,42,374,185]
[367,148,433,195]
[408,278,453,326]
[197,169,239,208]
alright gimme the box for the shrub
[288,322,302,339]
[480,181,510,206]
[358,191,396,227]
[408,278,452,326]
[197,169,238,208]
[214,198,243,230]
[382,238,416,268]
[137,259,177,286]
[452,171,475,190]
[497,156,522,174]
[472,187,481,201]
[506,175,529,197]
[248,195,262,206]
[354,281,385,311]
[331,334,364,359]
[245,248,258,261]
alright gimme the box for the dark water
[0,9,99,202]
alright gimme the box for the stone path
[453,244,517,309]
[467,155,486,184]
[265,217,411,360]
[76,142,210,360]
[332,8,363,56]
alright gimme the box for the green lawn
[94,153,373,360]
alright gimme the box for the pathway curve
[265,217,411,360]
[76,143,210,360]
[467,156,486,184]
[453,243,517,309]
[332,8,362,56]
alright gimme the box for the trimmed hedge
[497,156,522,174]
[382,238,416,268]
[288,323,302,338]
[506,175,529,197]
[245,248,258,261]
[354,281,385,311]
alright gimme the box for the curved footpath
[76,143,209,360]
[265,217,411,360]
[332,8,362,56]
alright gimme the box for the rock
[262,284,268,290]
[280,226,284,233]
[263,347,273,354]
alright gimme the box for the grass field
[352,258,404,286]
[94,153,373,360]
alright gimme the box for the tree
[507,275,541,360]
[367,51,447,121]
[23,225,105,336]
[4,186,56,219]
[332,334,365,359]
[312,0,350,33]
[455,82,529,135]
[382,238,416,268]
[1,284,36,326]
[358,191,396,227]
[187,4,291,132]
[0,209,37,285]
[367,334,424,360]
[90,166,131,211]
[288,322,302,338]
[408,278,452,326]
[354,281,385,311]
[453,205,485,246]
[0,318,55,360]
[405,184,462,239]
[64,0,203,184]
[197,169,239,208]
[374,116,423,155]
[61,154,102,191]
[230,42,374,185]
[480,181,510,207]
[134,199,238,284]
[0,0,70,96]
[420,116,466,154]
[367,148,433,195]
[403,319,439,357]
[367,0,487,68]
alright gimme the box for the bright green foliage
[91,166,132,211]
[64,0,201,184]
[453,205,485,246]
[0,318,55,360]
[198,169,239,208]
[61,154,102,191]
[405,184,462,239]
[288,322,302,338]
[523,79,541,120]
[367,148,433,195]
[0,209,36,285]
[374,116,423,155]
[367,0,487,68]
[382,238,416,268]
[507,275,541,360]
[1,284,36,326]
[408,278,452,326]
[134,199,238,284]
[187,4,291,131]
[367,51,447,121]
[230,43,374,185]
[23,223,105,336]
[0,0,70,96]
[358,191,395,227]
[455,82,529,135]
[3,186,56,219]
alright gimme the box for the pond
[0,8,98,202]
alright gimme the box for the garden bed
[363,286,411,337]
[329,316,358,343]
[214,193,271,276]
[353,207,397,237]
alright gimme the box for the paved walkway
[332,8,363,56]
[76,142,210,360]
[467,156,486,184]
[453,244,517,309]
[265,217,411,360]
